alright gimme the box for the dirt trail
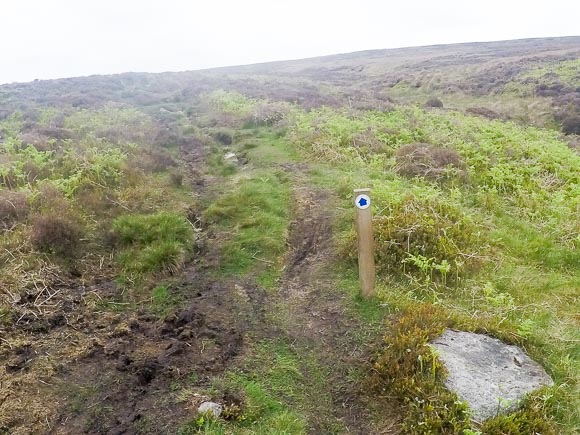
[0,141,400,434]
[274,182,397,434]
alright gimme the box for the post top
[353,188,371,193]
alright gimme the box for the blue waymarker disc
[355,194,370,210]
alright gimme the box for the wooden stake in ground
[354,188,375,297]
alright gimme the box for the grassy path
[271,183,389,433]
[185,131,399,434]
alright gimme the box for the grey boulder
[430,329,553,422]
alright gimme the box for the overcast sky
[1,0,578,85]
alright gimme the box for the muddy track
[0,137,253,435]
[275,184,395,434]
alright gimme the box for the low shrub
[74,185,120,217]
[30,213,82,256]
[0,190,29,228]
[561,115,580,135]
[135,147,177,173]
[352,129,390,154]
[395,143,467,183]
[212,130,233,145]
[466,107,503,120]
[168,170,184,187]
[242,101,293,127]
[425,98,444,108]
[34,182,69,212]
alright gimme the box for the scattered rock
[198,401,223,418]
[224,152,239,165]
[430,330,553,422]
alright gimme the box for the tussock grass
[113,212,193,275]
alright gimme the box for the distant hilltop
[1,36,579,134]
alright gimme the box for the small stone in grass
[198,401,223,418]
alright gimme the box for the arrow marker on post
[355,194,370,209]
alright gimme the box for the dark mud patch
[0,275,254,434]
[47,281,247,434]
[179,136,209,190]
[283,187,333,283]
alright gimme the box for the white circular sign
[355,194,370,210]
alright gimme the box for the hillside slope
[1,36,579,129]
[0,37,579,434]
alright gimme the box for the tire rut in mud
[276,186,390,434]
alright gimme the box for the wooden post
[354,188,375,297]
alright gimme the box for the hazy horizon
[1,0,579,85]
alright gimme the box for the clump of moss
[369,304,471,433]
[481,389,559,434]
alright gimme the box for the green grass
[183,98,579,433]
[238,133,299,166]
[178,338,346,434]
[203,130,295,286]
[207,146,238,176]
[277,101,580,432]
[148,284,181,316]
[113,212,194,275]
[204,171,290,278]
[492,214,580,270]
[4,86,577,433]
[201,100,578,431]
